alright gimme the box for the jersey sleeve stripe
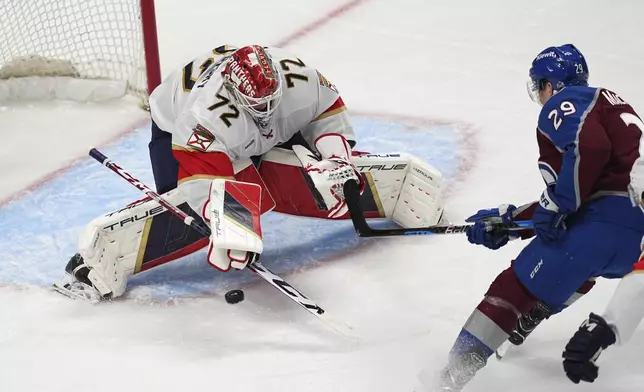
[572,88,602,210]
[312,97,347,122]
[538,161,558,185]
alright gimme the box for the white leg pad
[76,188,187,298]
[391,158,444,227]
[351,153,414,217]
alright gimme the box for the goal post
[141,0,161,97]
[0,0,161,105]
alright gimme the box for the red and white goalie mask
[222,45,283,121]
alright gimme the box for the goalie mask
[222,45,283,122]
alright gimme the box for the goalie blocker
[54,148,444,301]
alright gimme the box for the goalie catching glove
[293,134,364,219]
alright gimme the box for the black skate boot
[496,301,552,359]
[52,253,107,302]
[509,301,552,345]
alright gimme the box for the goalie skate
[52,275,103,303]
[51,253,107,303]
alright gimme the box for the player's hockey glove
[562,313,616,384]
[534,186,567,243]
[465,204,518,250]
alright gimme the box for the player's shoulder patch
[316,70,338,93]
[187,123,216,152]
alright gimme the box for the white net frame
[0,0,159,103]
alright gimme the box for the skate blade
[52,276,101,303]
[495,340,513,360]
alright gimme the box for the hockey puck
[225,289,244,304]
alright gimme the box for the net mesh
[0,0,148,100]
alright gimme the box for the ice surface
[1,1,644,391]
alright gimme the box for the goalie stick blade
[248,261,358,339]
[248,262,326,315]
[344,179,470,237]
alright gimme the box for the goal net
[0,0,160,104]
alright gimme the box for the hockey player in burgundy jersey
[418,44,644,391]
[53,45,445,302]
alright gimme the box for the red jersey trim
[312,97,347,122]
[172,146,234,184]
[632,252,644,271]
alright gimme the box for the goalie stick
[89,148,354,337]
[342,179,533,237]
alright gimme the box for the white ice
[1,1,644,391]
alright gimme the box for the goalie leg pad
[233,157,277,214]
[73,188,207,298]
[391,158,444,228]
[258,149,444,223]
[259,148,335,218]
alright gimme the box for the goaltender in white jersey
[54,45,445,301]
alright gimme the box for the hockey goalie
[53,44,445,301]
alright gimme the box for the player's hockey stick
[89,148,354,337]
[343,179,533,237]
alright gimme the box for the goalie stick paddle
[89,148,355,337]
[343,179,533,237]
[90,148,210,237]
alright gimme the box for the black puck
[225,289,244,304]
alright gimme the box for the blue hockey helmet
[527,44,589,102]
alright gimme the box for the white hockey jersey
[602,251,644,344]
[609,137,644,343]
[148,45,355,222]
